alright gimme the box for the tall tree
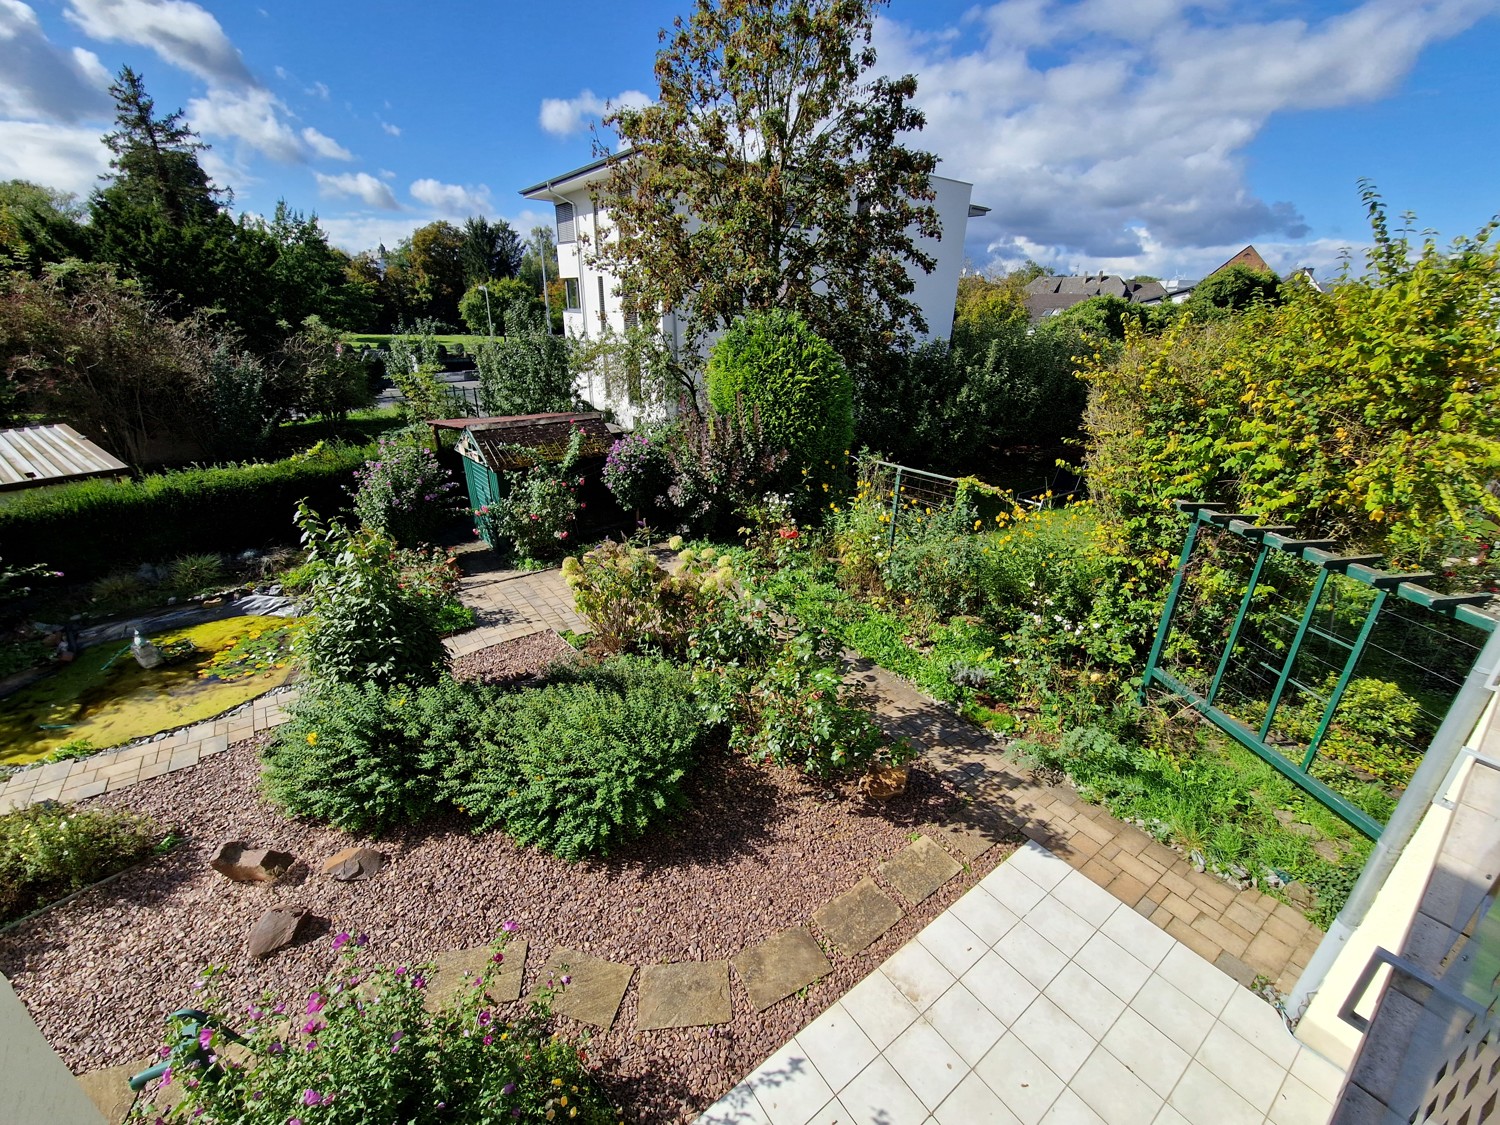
[459,216,524,284]
[384,221,467,325]
[593,0,939,376]
[98,66,221,226]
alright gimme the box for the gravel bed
[449,628,577,685]
[0,672,1022,1122]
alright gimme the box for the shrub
[473,310,577,416]
[139,932,619,1124]
[0,442,375,580]
[442,657,700,861]
[601,428,675,515]
[706,309,852,490]
[264,677,479,834]
[663,397,788,535]
[292,503,448,689]
[349,431,463,546]
[0,804,163,924]
[476,428,584,565]
[562,538,738,657]
[728,631,896,780]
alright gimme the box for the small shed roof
[438,412,615,472]
[0,424,129,491]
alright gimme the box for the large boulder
[319,846,387,882]
[247,907,309,959]
[210,841,294,883]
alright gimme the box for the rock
[267,584,282,596]
[860,763,910,800]
[247,907,308,959]
[210,840,295,883]
[1285,880,1315,908]
[320,846,387,882]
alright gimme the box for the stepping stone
[879,835,963,904]
[423,941,527,1012]
[636,961,732,1030]
[923,816,1012,861]
[813,877,903,956]
[77,1061,148,1124]
[733,926,831,1012]
[541,947,634,1030]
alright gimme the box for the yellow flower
[552,1078,563,1087]
[306,732,318,745]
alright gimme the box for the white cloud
[379,119,400,137]
[301,125,351,161]
[320,213,425,254]
[409,177,491,216]
[315,170,399,210]
[188,86,302,161]
[308,80,329,100]
[538,87,651,136]
[0,120,108,193]
[64,0,254,86]
[0,0,112,121]
[874,0,1498,271]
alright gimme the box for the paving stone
[1216,951,1259,987]
[813,877,903,956]
[879,835,963,904]
[636,961,732,1030]
[422,941,527,1010]
[733,927,832,1012]
[542,947,633,1030]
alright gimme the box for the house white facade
[519,157,985,426]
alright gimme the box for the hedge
[0,442,375,579]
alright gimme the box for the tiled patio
[700,843,1344,1125]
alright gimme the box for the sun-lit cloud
[378,119,400,137]
[0,119,108,193]
[0,0,112,122]
[64,0,254,86]
[314,170,400,210]
[538,87,651,136]
[301,126,351,161]
[409,177,491,216]
[876,0,1499,273]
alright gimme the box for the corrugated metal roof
[0,425,129,491]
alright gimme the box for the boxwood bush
[0,442,374,580]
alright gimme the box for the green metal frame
[1140,502,1498,839]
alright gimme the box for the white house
[519,156,986,425]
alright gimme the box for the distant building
[1025,245,1278,321]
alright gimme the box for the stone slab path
[699,842,1346,1125]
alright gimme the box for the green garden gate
[1141,501,1498,837]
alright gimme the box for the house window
[623,307,639,331]
[555,202,576,244]
[563,278,580,310]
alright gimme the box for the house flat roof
[0,424,128,491]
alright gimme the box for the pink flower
[306,993,325,1015]
[302,1090,322,1107]
[302,1019,323,1035]
[198,1027,213,1050]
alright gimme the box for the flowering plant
[349,431,463,547]
[477,428,586,567]
[136,930,619,1124]
[600,430,672,516]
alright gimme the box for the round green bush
[705,309,853,487]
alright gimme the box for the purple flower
[502,920,519,933]
[355,933,369,947]
[160,1066,173,1086]
[330,932,349,953]
[198,1027,213,1050]
[412,973,426,990]
[302,1090,322,1107]
[501,1083,516,1096]
[561,974,572,985]
[302,1018,323,1035]
[491,952,505,964]
[477,1009,492,1027]
[306,993,325,1015]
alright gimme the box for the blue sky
[1,0,1497,280]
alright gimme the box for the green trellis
[1140,501,1498,838]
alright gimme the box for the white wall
[0,972,106,1124]
[915,175,972,342]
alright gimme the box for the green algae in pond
[0,615,301,766]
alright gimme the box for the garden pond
[0,615,299,766]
